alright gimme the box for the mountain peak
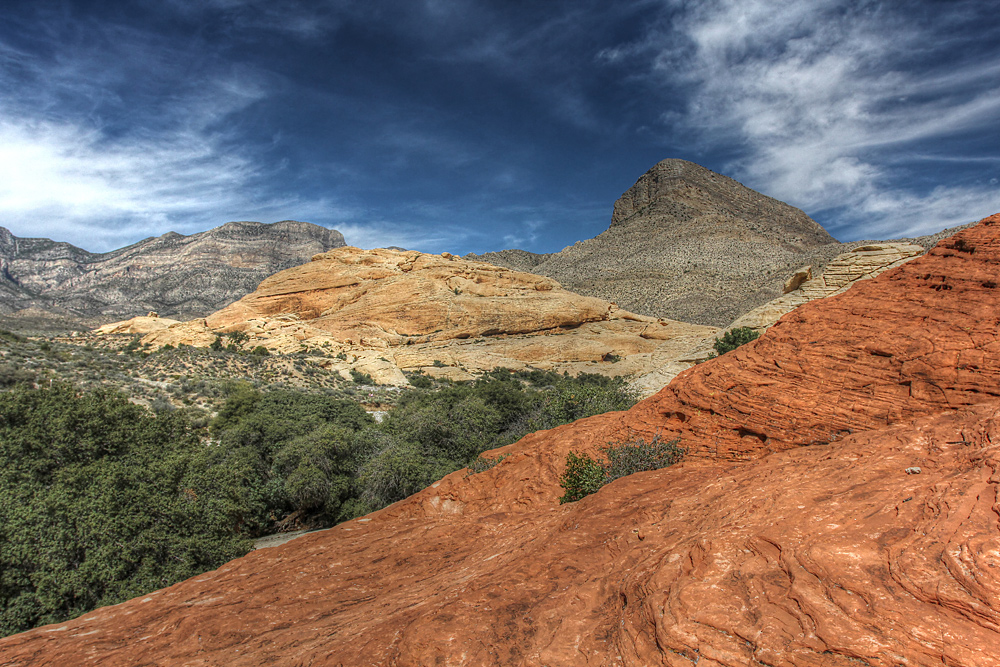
[474,158,845,326]
[610,158,835,247]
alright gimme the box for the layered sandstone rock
[92,314,181,335]
[5,216,1000,665]
[127,247,718,386]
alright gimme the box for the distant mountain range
[0,159,972,334]
[468,159,963,326]
[0,221,345,332]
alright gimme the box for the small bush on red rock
[559,435,684,503]
[712,326,759,356]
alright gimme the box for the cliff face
[4,215,999,666]
[0,220,346,325]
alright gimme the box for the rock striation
[0,221,346,329]
[468,158,973,327]
[4,215,1000,665]
[127,246,718,385]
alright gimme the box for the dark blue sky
[1,0,999,253]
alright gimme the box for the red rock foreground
[4,217,1000,666]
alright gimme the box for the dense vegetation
[0,367,636,636]
[0,386,251,636]
[558,435,685,503]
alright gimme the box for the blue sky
[1,0,998,254]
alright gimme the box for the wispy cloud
[0,12,338,251]
[629,0,1000,238]
[162,0,343,40]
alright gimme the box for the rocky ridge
[468,158,973,327]
[0,221,346,329]
[123,246,717,386]
[4,215,1000,665]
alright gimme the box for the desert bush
[712,326,760,356]
[558,435,684,503]
[0,364,34,387]
[0,329,25,343]
[207,386,373,533]
[558,451,605,503]
[350,368,375,385]
[603,435,684,484]
[406,371,433,389]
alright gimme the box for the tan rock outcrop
[126,247,718,387]
[206,247,616,341]
[92,315,181,335]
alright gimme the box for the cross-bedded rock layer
[3,216,1000,666]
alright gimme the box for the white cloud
[0,20,341,251]
[0,102,293,250]
[649,0,1000,238]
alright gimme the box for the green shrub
[0,364,35,387]
[250,345,270,357]
[712,326,760,356]
[603,435,684,484]
[558,435,684,503]
[558,451,605,503]
[0,385,252,636]
[350,368,375,385]
[407,372,433,389]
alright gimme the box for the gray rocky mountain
[467,159,963,327]
[0,220,345,331]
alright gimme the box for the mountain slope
[469,159,966,327]
[0,220,346,327]
[3,215,999,665]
